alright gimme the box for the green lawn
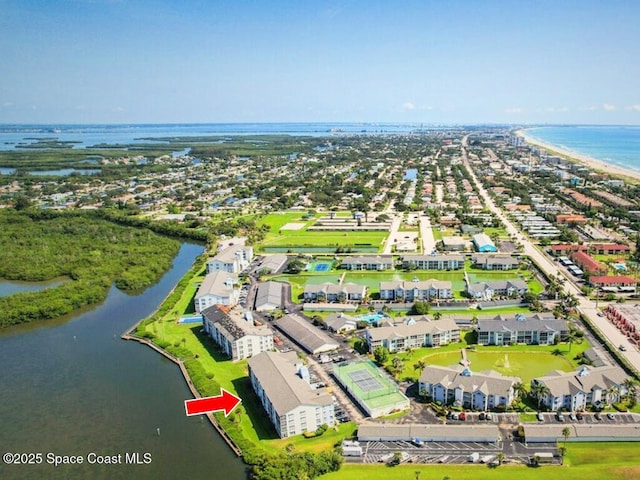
[385,334,590,384]
[273,270,543,302]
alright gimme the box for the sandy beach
[515,128,640,183]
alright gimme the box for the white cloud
[1,102,14,108]
[111,106,125,112]
[624,104,640,112]
[402,102,416,111]
[603,103,616,111]
[583,105,598,111]
[504,107,524,114]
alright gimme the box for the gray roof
[367,318,459,342]
[274,314,340,354]
[524,423,640,442]
[259,254,288,274]
[477,314,568,333]
[324,313,357,331]
[379,279,452,291]
[211,244,252,264]
[304,282,366,296]
[467,279,528,295]
[419,364,519,395]
[202,305,271,341]
[248,351,333,416]
[254,281,283,309]
[358,423,500,442]
[341,255,393,266]
[402,254,465,263]
[472,254,519,265]
[535,365,628,398]
[195,271,237,299]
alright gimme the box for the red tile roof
[571,251,606,274]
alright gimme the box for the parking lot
[536,411,639,424]
[358,440,534,465]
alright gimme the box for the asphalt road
[461,136,640,375]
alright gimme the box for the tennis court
[309,261,333,272]
[333,360,410,417]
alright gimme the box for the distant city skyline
[1,0,639,124]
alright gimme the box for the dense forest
[0,209,180,327]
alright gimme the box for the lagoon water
[0,123,428,150]
[525,125,640,174]
[0,243,246,480]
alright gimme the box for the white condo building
[202,305,273,361]
[248,351,335,438]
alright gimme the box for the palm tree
[623,378,637,402]
[608,385,620,405]
[433,311,442,321]
[512,382,528,404]
[561,426,571,454]
[496,452,505,466]
[530,382,551,410]
[413,360,427,377]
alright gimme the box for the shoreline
[516,128,640,183]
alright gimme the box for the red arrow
[184,388,242,417]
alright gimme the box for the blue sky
[1,0,639,124]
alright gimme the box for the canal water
[0,243,247,480]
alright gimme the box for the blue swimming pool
[178,315,203,324]
[357,313,386,323]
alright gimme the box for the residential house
[472,254,520,270]
[532,365,628,412]
[248,351,335,438]
[379,279,453,301]
[339,255,394,271]
[556,214,588,225]
[365,317,460,353]
[476,314,569,346]
[419,365,519,411]
[401,254,465,270]
[303,282,367,303]
[194,271,239,313]
[549,244,587,256]
[203,305,273,361]
[466,279,528,300]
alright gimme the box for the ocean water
[525,126,640,174]
[0,123,430,150]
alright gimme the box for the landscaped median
[127,254,351,475]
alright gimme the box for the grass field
[273,270,542,301]
[256,212,388,253]
[386,333,590,383]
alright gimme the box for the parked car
[537,412,545,422]
[556,412,565,422]
[479,412,486,420]
[570,412,577,421]
[607,413,615,420]
[576,412,583,420]
[594,412,602,421]
[619,344,627,351]
[459,412,467,421]
[485,413,493,421]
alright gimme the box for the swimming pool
[178,315,203,324]
[357,313,386,323]
[613,263,627,271]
